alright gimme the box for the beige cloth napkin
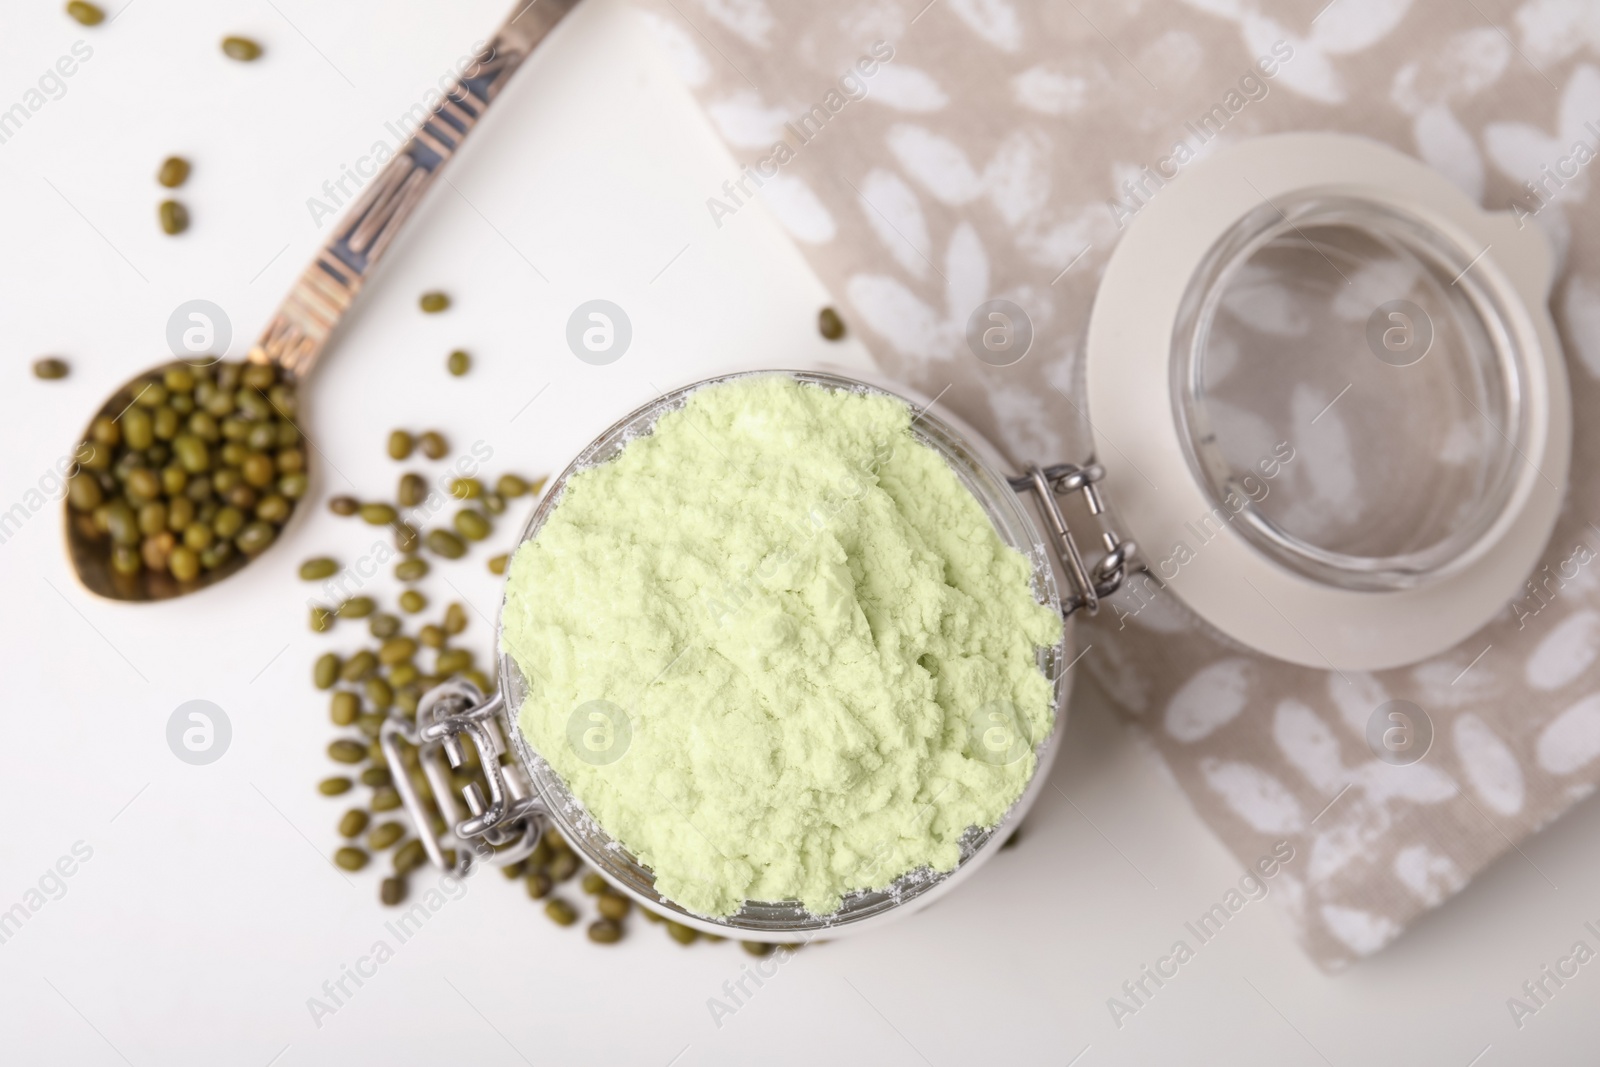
[637,0,1600,969]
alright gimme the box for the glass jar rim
[1170,194,1530,591]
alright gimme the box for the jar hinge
[1010,463,1136,617]
[380,679,546,876]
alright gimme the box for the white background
[2,0,1599,1064]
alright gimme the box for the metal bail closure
[1010,462,1136,618]
[381,678,546,876]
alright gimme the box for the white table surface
[3,1,1599,1064]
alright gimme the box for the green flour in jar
[501,375,1061,917]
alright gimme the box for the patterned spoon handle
[250,0,581,378]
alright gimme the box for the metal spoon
[65,0,580,602]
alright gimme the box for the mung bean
[159,200,189,235]
[157,156,190,188]
[221,36,263,61]
[334,846,368,871]
[65,2,105,26]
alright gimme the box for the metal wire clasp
[1010,463,1136,617]
[380,679,545,876]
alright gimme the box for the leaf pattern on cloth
[1483,64,1600,206]
[639,0,1600,970]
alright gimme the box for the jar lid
[1086,133,1570,671]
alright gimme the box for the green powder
[501,376,1061,917]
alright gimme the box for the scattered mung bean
[334,847,369,871]
[330,691,360,726]
[340,650,376,681]
[818,306,845,340]
[159,200,189,235]
[65,2,105,26]
[33,357,69,380]
[454,510,490,541]
[418,431,448,459]
[398,473,427,507]
[393,839,427,874]
[369,614,401,639]
[313,652,340,689]
[597,892,631,921]
[548,850,579,883]
[393,522,421,554]
[425,529,465,559]
[328,739,366,764]
[221,36,263,61]
[379,636,417,665]
[157,156,190,188]
[367,822,405,851]
[435,648,472,675]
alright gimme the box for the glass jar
[385,370,1124,939]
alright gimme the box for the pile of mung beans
[304,406,777,956]
[66,360,304,583]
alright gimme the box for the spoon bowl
[64,358,299,602]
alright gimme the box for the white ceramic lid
[1085,133,1571,671]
